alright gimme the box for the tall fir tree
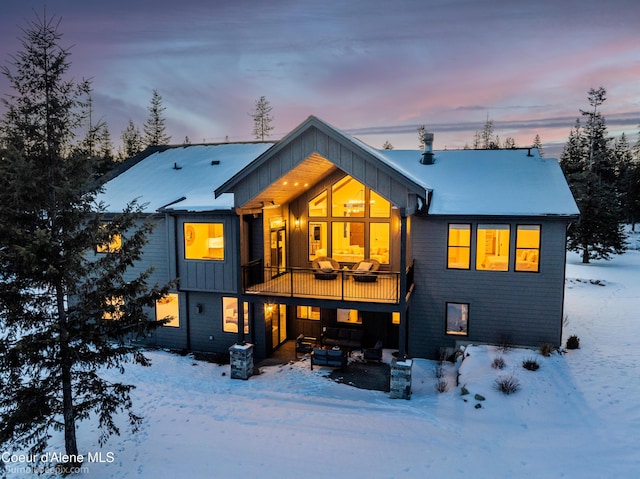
[119,119,144,159]
[0,13,169,466]
[532,134,544,157]
[559,87,626,263]
[250,96,274,141]
[143,89,171,147]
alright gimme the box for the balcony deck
[243,266,401,304]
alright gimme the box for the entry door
[270,304,288,350]
[270,228,286,278]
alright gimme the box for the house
[96,116,579,361]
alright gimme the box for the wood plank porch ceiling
[240,153,337,211]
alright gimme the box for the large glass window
[446,302,469,336]
[222,297,249,334]
[337,309,361,324]
[370,191,390,218]
[448,224,471,269]
[156,293,180,327]
[476,224,510,271]
[308,221,328,260]
[332,222,365,262]
[332,176,365,217]
[308,190,327,217]
[296,305,320,320]
[370,223,390,264]
[184,223,224,260]
[515,225,540,272]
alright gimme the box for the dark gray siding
[409,216,568,359]
[187,292,246,354]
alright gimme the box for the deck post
[398,212,408,358]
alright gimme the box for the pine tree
[503,137,517,149]
[143,89,171,146]
[614,133,640,229]
[119,119,144,159]
[382,140,393,150]
[560,87,626,263]
[0,13,169,467]
[250,96,274,140]
[532,134,544,157]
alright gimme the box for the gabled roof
[97,143,273,213]
[380,148,580,217]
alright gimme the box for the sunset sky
[1,0,639,156]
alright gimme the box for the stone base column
[390,358,413,399]
[229,343,254,380]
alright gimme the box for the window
[370,223,390,264]
[222,297,249,334]
[370,190,390,218]
[392,311,400,325]
[446,302,468,336]
[308,190,327,217]
[476,224,510,271]
[337,309,361,324]
[447,224,471,269]
[308,221,327,260]
[332,222,365,262]
[96,225,122,253]
[184,223,224,260]
[515,225,540,272]
[156,293,180,327]
[332,176,365,217]
[103,296,124,321]
[297,305,320,320]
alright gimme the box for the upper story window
[447,224,471,269]
[370,190,390,218]
[308,190,327,217]
[184,223,224,260]
[515,225,540,272]
[476,224,510,271]
[156,293,180,327]
[332,176,365,217]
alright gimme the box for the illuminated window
[446,302,468,336]
[448,224,471,269]
[332,176,365,217]
[370,223,390,264]
[476,224,510,271]
[370,190,390,218]
[103,296,124,321]
[308,221,327,260]
[392,312,400,325]
[332,222,365,262]
[337,309,361,324]
[184,223,224,260]
[515,225,540,272]
[308,190,327,217]
[96,225,122,253]
[222,297,249,334]
[297,305,320,320]
[156,293,180,327]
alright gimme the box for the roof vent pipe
[420,132,435,165]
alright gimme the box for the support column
[229,343,254,380]
[390,358,412,399]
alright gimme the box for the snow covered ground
[3,240,639,479]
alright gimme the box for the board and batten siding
[176,213,239,293]
[408,216,569,359]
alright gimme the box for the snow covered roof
[377,148,580,217]
[97,143,273,213]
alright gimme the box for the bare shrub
[494,374,520,395]
[522,357,540,371]
[566,335,580,350]
[491,356,506,369]
[436,379,449,393]
[496,333,514,353]
[539,343,554,357]
[434,365,444,379]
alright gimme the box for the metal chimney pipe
[420,132,435,164]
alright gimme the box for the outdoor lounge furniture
[363,340,383,362]
[352,258,380,283]
[310,347,347,371]
[311,256,340,280]
[295,334,316,357]
[321,327,364,353]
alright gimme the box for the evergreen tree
[119,119,144,159]
[250,96,274,140]
[532,134,544,157]
[382,140,394,150]
[614,133,640,229]
[0,13,169,466]
[143,89,171,146]
[559,87,626,263]
[503,137,517,149]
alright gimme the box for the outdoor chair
[295,334,316,357]
[352,258,380,283]
[363,340,383,362]
[312,256,341,280]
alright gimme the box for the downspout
[398,210,408,358]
